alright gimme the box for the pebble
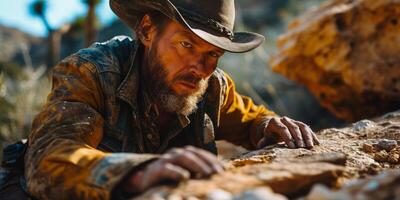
[375,139,397,152]
[362,143,376,153]
[352,120,375,131]
[387,153,399,164]
[233,187,287,200]
[207,189,233,200]
[374,150,388,162]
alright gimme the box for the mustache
[174,73,203,85]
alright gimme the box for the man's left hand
[257,116,320,149]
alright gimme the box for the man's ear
[137,14,157,47]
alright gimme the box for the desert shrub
[0,62,50,156]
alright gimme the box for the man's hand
[257,116,320,149]
[122,146,224,194]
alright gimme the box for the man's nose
[189,54,210,78]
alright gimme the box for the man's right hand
[122,146,225,194]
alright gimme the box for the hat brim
[110,0,265,53]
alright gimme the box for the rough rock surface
[270,0,400,121]
[306,170,400,200]
[132,110,400,199]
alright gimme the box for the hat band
[177,7,235,40]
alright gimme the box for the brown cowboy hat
[109,0,265,53]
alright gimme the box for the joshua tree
[82,0,101,47]
[30,0,60,68]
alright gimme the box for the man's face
[141,16,225,115]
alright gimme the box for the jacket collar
[116,40,141,111]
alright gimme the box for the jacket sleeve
[216,72,277,150]
[25,56,157,200]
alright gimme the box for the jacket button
[147,134,153,140]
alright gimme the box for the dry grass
[0,65,50,153]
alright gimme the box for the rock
[133,186,174,200]
[133,111,400,199]
[247,162,344,196]
[391,146,400,154]
[136,162,344,199]
[374,150,388,162]
[387,153,399,164]
[362,143,376,153]
[305,184,352,200]
[353,120,376,131]
[296,152,347,166]
[362,163,381,175]
[375,139,398,152]
[207,189,233,200]
[306,170,400,200]
[233,187,287,200]
[233,147,346,167]
[270,0,400,121]
[216,140,249,160]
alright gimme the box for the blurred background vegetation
[0,0,345,153]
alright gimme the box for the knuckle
[160,154,172,160]
[171,148,184,155]
[292,132,302,140]
[276,124,289,131]
[287,123,299,130]
[167,147,178,153]
[270,117,279,124]
[183,151,197,159]
[184,145,196,151]
[302,132,312,139]
[163,162,175,171]
[297,122,308,129]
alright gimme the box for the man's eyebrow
[176,30,199,43]
[176,30,225,54]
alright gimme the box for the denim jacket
[25,36,275,200]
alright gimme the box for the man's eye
[209,51,219,58]
[180,41,193,48]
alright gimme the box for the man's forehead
[167,20,224,53]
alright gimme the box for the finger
[256,137,268,149]
[312,133,320,145]
[169,150,213,177]
[158,163,190,183]
[295,121,314,148]
[138,161,189,191]
[308,126,320,145]
[281,117,305,148]
[184,146,225,173]
[268,118,296,148]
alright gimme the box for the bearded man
[23,0,320,199]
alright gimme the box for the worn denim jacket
[24,36,275,200]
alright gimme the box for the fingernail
[299,140,305,148]
[289,141,296,148]
[183,171,191,179]
[205,168,213,175]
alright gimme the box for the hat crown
[171,0,235,31]
[110,0,264,52]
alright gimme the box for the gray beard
[158,79,208,116]
[143,52,209,116]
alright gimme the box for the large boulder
[132,111,400,199]
[270,0,400,121]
